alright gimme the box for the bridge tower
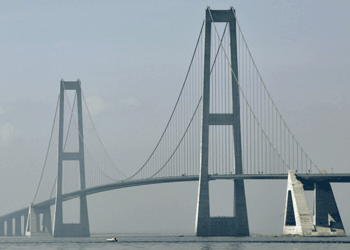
[53,80,90,237]
[195,7,249,236]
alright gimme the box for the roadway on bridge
[2,173,350,221]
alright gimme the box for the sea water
[1,234,350,250]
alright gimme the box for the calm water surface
[1,234,350,250]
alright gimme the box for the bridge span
[2,174,289,222]
[2,173,350,228]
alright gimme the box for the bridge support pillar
[6,218,12,236]
[14,216,21,236]
[283,170,345,236]
[23,213,28,236]
[25,204,52,236]
[233,179,249,235]
[0,220,4,236]
[53,80,90,237]
[195,7,249,236]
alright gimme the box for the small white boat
[106,237,118,242]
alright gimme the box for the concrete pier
[23,213,27,236]
[6,218,12,236]
[0,220,4,236]
[25,204,52,236]
[283,170,345,236]
[14,216,21,236]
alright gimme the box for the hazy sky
[0,0,349,235]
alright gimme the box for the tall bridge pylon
[53,80,90,237]
[195,7,249,236]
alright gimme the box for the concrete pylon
[283,170,345,236]
[6,218,12,236]
[23,213,28,236]
[25,204,51,236]
[14,216,21,236]
[195,7,249,236]
[313,182,345,235]
[0,220,4,236]
[53,80,90,237]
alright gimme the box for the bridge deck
[1,173,350,222]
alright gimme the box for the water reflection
[199,242,244,250]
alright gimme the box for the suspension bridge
[0,7,349,237]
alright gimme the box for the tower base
[53,196,90,237]
[53,223,90,237]
[195,179,249,236]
